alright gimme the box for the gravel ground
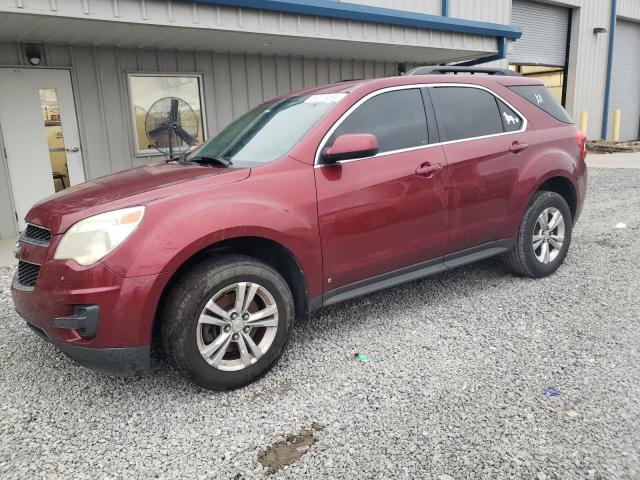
[1,167,639,480]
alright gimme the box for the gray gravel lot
[1,167,639,480]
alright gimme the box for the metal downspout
[441,0,448,17]
[601,0,618,139]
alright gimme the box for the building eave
[189,0,522,39]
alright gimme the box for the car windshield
[187,93,346,167]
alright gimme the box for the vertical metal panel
[618,0,640,20]
[260,54,278,100]
[450,0,510,24]
[246,53,264,107]
[339,0,440,15]
[95,47,131,173]
[290,56,304,91]
[510,0,570,67]
[609,19,640,140]
[213,52,235,128]
[71,46,112,178]
[564,0,614,138]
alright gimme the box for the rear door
[315,87,448,291]
[428,84,536,253]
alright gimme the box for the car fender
[506,145,578,236]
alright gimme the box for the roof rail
[406,66,522,77]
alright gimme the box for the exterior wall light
[25,44,42,65]
[593,27,608,34]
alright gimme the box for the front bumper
[12,242,171,376]
[26,321,150,376]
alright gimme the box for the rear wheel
[504,191,573,278]
[162,255,294,390]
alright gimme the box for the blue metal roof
[192,0,522,40]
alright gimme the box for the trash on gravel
[544,387,560,398]
[554,408,578,418]
[615,222,627,229]
[355,353,370,363]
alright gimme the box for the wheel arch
[534,174,578,220]
[152,235,311,343]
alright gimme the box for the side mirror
[321,133,379,163]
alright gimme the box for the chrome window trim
[314,83,528,168]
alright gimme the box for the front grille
[22,224,51,246]
[16,261,40,288]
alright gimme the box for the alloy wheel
[532,207,565,264]
[196,282,278,371]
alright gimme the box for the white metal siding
[339,0,440,15]
[450,0,511,25]
[0,0,498,61]
[0,42,397,180]
[609,19,640,140]
[510,0,570,67]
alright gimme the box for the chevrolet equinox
[12,67,587,390]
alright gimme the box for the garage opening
[509,0,571,107]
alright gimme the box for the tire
[504,191,573,278]
[161,255,295,390]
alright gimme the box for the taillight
[575,130,587,159]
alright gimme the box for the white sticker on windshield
[304,93,346,104]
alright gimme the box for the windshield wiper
[187,155,233,167]
[165,152,187,164]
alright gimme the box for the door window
[39,88,69,192]
[430,86,505,142]
[326,89,429,154]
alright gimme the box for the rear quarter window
[430,86,504,142]
[508,85,573,124]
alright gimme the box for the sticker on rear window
[304,93,346,104]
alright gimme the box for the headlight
[54,206,145,266]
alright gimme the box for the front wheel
[504,191,573,278]
[162,255,295,390]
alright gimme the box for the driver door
[314,87,449,294]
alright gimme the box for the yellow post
[579,111,588,134]
[612,109,621,141]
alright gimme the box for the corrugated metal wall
[450,0,511,24]
[339,0,440,15]
[0,42,397,180]
[562,0,613,139]
[609,19,640,140]
[619,0,640,20]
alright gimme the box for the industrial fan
[145,97,199,158]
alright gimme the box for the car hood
[26,162,250,233]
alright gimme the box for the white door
[0,68,85,231]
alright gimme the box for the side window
[496,99,523,132]
[509,85,573,123]
[327,89,428,154]
[430,86,504,142]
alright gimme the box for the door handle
[415,162,442,177]
[509,141,529,153]
[65,146,80,153]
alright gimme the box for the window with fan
[128,74,206,156]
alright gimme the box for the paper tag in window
[304,93,346,104]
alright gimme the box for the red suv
[12,67,587,390]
